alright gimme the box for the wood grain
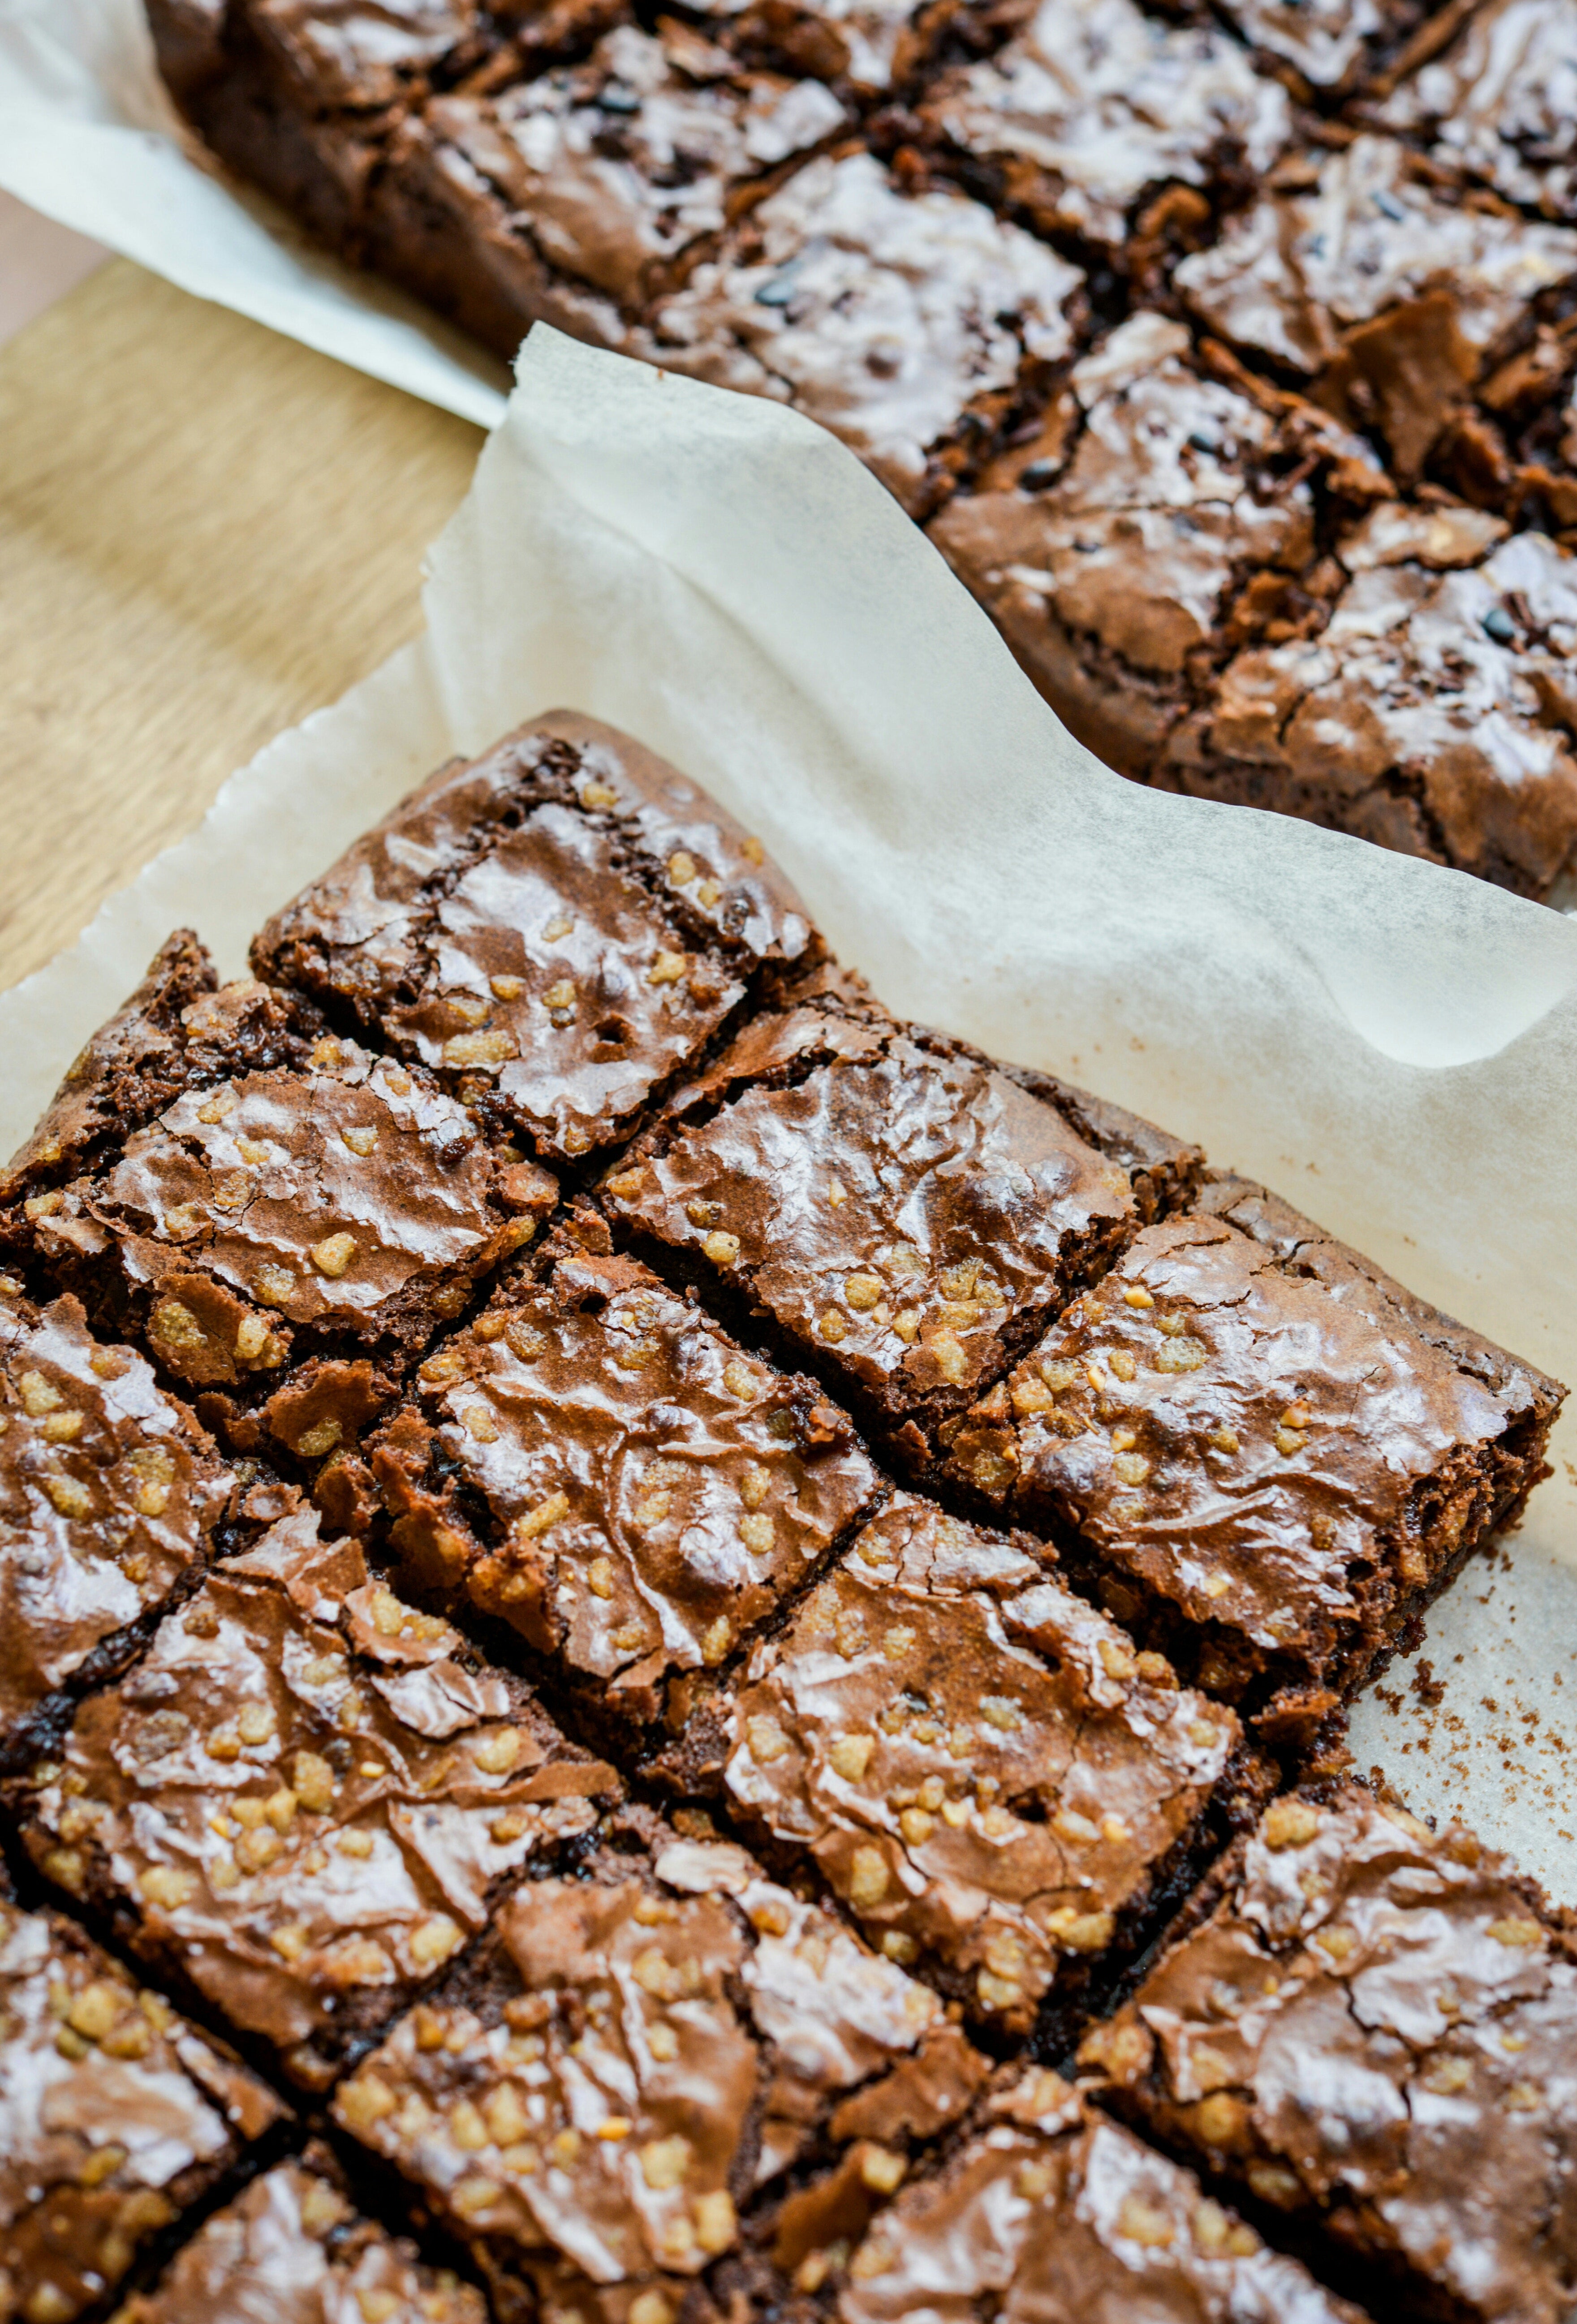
[0,258,483,994]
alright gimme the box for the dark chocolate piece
[12,1505,620,2088]
[1080,1781,1577,2324]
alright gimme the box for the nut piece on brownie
[1078,1781,1577,2324]
[10,1504,620,2089]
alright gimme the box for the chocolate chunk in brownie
[669,1491,1241,2035]
[842,2065,1372,2322]
[918,0,1289,260]
[940,1177,1563,1742]
[1376,0,1577,221]
[11,1505,620,2088]
[603,999,1201,1437]
[927,312,1386,780]
[633,147,1087,517]
[114,2149,487,2324]
[0,1900,286,2324]
[369,1241,880,1735]
[1160,503,1577,897]
[1175,136,1577,485]
[1079,1781,1577,2324]
[0,1284,232,1765]
[366,18,849,360]
[332,1815,988,2318]
[1211,0,1442,96]
[252,711,820,1169]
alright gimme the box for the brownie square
[332,1812,989,2319]
[0,1284,233,1766]
[1079,1781,1577,2324]
[369,1238,880,1734]
[841,2066,1371,2322]
[602,999,1201,1439]
[1377,0,1577,222]
[1161,504,1577,897]
[0,1900,286,2324]
[114,2149,487,2324]
[251,711,821,1170]
[668,1490,1243,2035]
[939,1177,1562,1742]
[633,147,1088,517]
[918,0,1290,260]
[11,1505,620,2089]
[927,312,1386,781]
[1211,0,1440,96]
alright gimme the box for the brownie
[661,1490,1243,2035]
[1160,502,1577,897]
[369,1239,880,1734]
[1210,0,1447,97]
[1079,1781,1577,2324]
[632,147,1088,517]
[1174,135,1577,487]
[11,1505,621,2088]
[1376,0,1577,222]
[114,2149,487,2324]
[0,1283,232,1768]
[602,998,1201,1440]
[332,1813,990,2320]
[676,0,987,99]
[0,1899,286,2324]
[927,312,1387,781]
[840,2065,1371,2322]
[938,1175,1562,1741]
[918,0,1290,261]
[251,711,820,1171]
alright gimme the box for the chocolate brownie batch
[0,710,1568,2324]
[149,0,1577,899]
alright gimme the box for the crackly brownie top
[681,0,933,93]
[605,1003,1189,1423]
[1079,1783,1577,2324]
[18,1508,619,2085]
[638,150,1086,517]
[116,2156,487,2324]
[372,1243,877,1712]
[238,0,626,113]
[0,1288,230,1744]
[1379,0,1577,221]
[842,2067,1370,2322]
[1171,510,1577,895]
[252,712,816,1165]
[1175,135,1577,382]
[28,1034,543,1389]
[921,0,1289,251]
[421,21,847,309]
[1215,0,1427,91]
[0,1901,285,2324]
[719,1493,1238,2023]
[334,1827,964,2293]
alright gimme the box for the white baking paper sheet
[3,326,1576,1892]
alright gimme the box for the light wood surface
[0,258,484,994]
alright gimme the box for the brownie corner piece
[939,1175,1562,1741]
[12,1502,620,2088]
[0,1896,287,2324]
[1077,1779,1577,2324]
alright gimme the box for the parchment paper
[4,326,1575,1890]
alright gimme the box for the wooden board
[0,258,484,995]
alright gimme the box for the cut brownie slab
[1079,1781,1577,2324]
[918,0,1289,260]
[664,1491,1243,2036]
[11,1505,620,2089]
[603,998,1201,1439]
[939,1177,1562,1741]
[1376,0,1577,221]
[369,1239,880,1735]
[333,1814,989,2320]
[0,1284,232,1767]
[634,147,1087,517]
[841,2066,1371,2323]
[114,2149,487,2324]
[252,711,819,1168]
[1161,502,1577,897]
[928,312,1386,780]
[0,1899,286,2324]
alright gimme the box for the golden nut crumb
[847,1845,891,1910]
[829,1733,874,1782]
[1122,1285,1155,1310]
[641,2135,693,2191]
[702,1230,740,1267]
[1116,2195,1175,2249]
[1262,1799,1321,1852]
[700,1615,732,1664]
[648,951,689,987]
[668,851,698,885]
